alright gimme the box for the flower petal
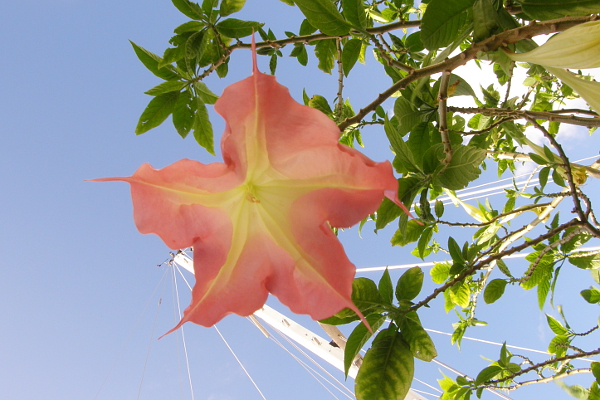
[507,21,600,69]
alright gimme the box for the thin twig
[335,38,344,121]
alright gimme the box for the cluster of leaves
[130,0,600,399]
[320,267,436,400]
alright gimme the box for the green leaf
[342,0,367,30]
[171,0,204,19]
[290,43,309,66]
[145,80,186,96]
[400,315,437,361]
[519,0,600,20]
[192,99,215,154]
[215,18,264,38]
[344,314,386,376]
[314,39,336,74]
[434,200,444,218]
[130,41,180,81]
[308,94,333,116]
[473,0,499,42]
[329,278,387,322]
[376,197,403,231]
[299,19,317,35]
[593,269,600,285]
[394,97,423,137]
[557,381,590,400]
[293,0,351,36]
[546,314,569,335]
[385,117,420,173]
[420,0,474,50]
[590,382,600,400]
[581,287,600,304]
[449,281,470,308]
[174,20,205,34]
[172,90,194,138]
[475,365,502,385]
[548,335,570,356]
[193,81,219,104]
[342,39,362,76]
[219,0,245,16]
[416,226,433,260]
[431,263,450,284]
[448,237,464,264]
[355,329,414,400]
[396,267,424,301]
[592,362,600,383]
[407,123,432,167]
[391,219,426,247]
[436,145,486,190]
[135,91,180,134]
[378,268,394,305]
[483,279,507,304]
[569,252,600,269]
[528,152,547,165]
[496,259,513,278]
[352,278,386,316]
[186,30,206,60]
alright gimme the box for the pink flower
[95,43,414,332]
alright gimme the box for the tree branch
[449,106,600,128]
[337,15,600,130]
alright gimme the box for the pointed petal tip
[251,32,258,75]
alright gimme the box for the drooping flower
[95,42,414,331]
[508,20,600,69]
[506,20,600,113]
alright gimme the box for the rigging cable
[93,264,170,400]
[213,325,269,400]
[272,328,357,399]
[174,263,268,400]
[171,263,195,400]
[136,272,166,400]
[260,321,353,400]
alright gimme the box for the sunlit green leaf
[355,329,414,400]
[294,0,351,36]
[378,268,394,305]
[483,279,507,304]
[400,315,437,361]
[342,0,367,30]
[219,0,245,16]
[314,39,336,74]
[421,0,474,49]
[215,18,264,38]
[342,39,362,76]
[396,267,424,301]
[344,314,386,376]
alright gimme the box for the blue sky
[2,1,599,399]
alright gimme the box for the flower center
[244,182,261,203]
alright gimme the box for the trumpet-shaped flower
[95,46,414,331]
[508,21,600,69]
[506,21,600,113]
